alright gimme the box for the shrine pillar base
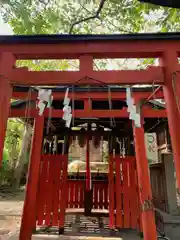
[133,123,157,240]
[20,116,44,240]
[0,53,15,165]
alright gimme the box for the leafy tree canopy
[0,0,180,36]
[0,0,179,71]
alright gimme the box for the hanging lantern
[78,128,86,148]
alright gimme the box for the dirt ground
[0,190,142,240]
[0,190,24,239]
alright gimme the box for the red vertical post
[160,51,180,190]
[108,136,115,229]
[109,153,115,229]
[86,123,91,191]
[79,55,93,75]
[115,157,122,228]
[59,135,69,233]
[133,121,157,240]
[20,116,44,240]
[0,53,15,165]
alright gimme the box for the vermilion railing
[36,154,140,231]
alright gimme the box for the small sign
[145,133,158,163]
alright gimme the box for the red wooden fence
[67,180,85,209]
[36,154,140,231]
[36,154,68,227]
[114,156,140,230]
[66,180,109,210]
[93,181,109,209]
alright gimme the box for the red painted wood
[103,183,108,209]
[97,184,101,209]
[86,132,91,191]
[99,184,104,209]
[133,123,157,240]
[80,55,93,75]
[0,53,15,165]
[67,180,86,208]
[115,156,123,228]
[77,182,80,208]
[114,156,140,230]
[20,116,44,240]
[58,174,62,220]
[2,39,180,59]
[52,158,62,226]
[8,67,163,85]
[67,181,70,208]
[9,108,167,119]
[45,157,54,226]
[57,159,63,225]
[93,182,98,209]
[36,158,49,225]
[128,157,138,229]
[75,181,79,208]
[161,51,180,190]
[59,155,68,228]
[70,182,75,208]
[80,181,85,208]
[36,155,69,227]
[108,153,115,229]
[36,155,141,231]
[12,89,164,101]
[122,158,130,228]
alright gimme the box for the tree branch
[69,0,107,34]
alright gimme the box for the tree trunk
[13,124,32,189]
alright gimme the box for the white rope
[108,86,116,128]
[72,85,75,127]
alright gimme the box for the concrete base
[156,208,180,240]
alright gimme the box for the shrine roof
[1,32,180,44]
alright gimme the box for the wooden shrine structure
[1,33,180,240]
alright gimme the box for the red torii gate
[1,33,180,240]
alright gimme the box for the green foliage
[16,59,78,71]
[1,0,180,35]
[0,0,179,72]
[0,119,24,186]
[3,148,9,162]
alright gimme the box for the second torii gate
[1,33,180,240]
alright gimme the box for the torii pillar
[160,51,180,190]
[133,116,157,240]
[0,53,15,166]
[20,116,44,240]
